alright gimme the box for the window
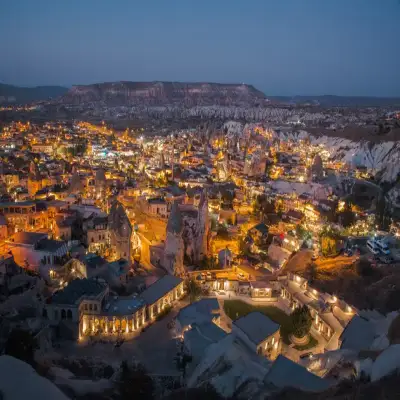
[94,304,98,311]
[89,304,93,311]
[84,304,88,310]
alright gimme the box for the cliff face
[59,81,266,106]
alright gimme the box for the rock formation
[109,200,132,262]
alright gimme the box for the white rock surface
[0,355,69,400]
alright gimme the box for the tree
[290,305,312,339]
[117,360,154,400]
[186,279,202,303]
[5,328,37,366]
[319,224,340,257]
[339,201,356,228]
[306,263,317,283]
[199,256,216,270]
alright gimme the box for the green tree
[319,224,341,257]
[5,329,37,366]
[290,305,312,339]
[186,279,202,303]
[117,361,154,400]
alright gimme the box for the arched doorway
[121,319,127,333]
[67,310,72,320]
[61,309,66,319]
[114,319,121,332]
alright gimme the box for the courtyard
[223,299,317,349]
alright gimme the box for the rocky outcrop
[59,81,266,107]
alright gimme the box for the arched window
[67,309,72,320]
[61,309,66,319]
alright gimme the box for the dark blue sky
[1,0,400,96]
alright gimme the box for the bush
[290,305,312,339]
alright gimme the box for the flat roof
[36,239,66,253]
[266,355,331,392]
[140,275,183,305]
[233,311,280,345]
[8,232,48,246]
[102,296,145,316]
[51,278,107,306]
[0,201,36,208]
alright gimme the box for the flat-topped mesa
[59,81,267,106]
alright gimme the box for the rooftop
[140,274,183,305]
[177,298,220,328]
[51,278,107,306]
[265,355,331,392]
[251,222,269,235]
[36,239,66,253]
[184,322,227,360]
[233,311,280,345]
[7,232,48,246]
[102,296,145,316]
[340,315,377,351]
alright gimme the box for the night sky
[1,0,400,96]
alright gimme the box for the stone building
[141,274,184,320]
[163,202,185,276]
[163,190,210,275]
[109,200,132,262]
[27,161,43,196]
[232,311,281,359]
[44,275,184,339]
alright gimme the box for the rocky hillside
[0,83,68,104]
[58,81,267,107]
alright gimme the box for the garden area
[223,300,317,349]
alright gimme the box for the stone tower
[28,161,42,196]
[95,168,107,199]
[163,202,185,277]
[109,200,132,262]
[197,189,210,259]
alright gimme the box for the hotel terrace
[45,275,185,340]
